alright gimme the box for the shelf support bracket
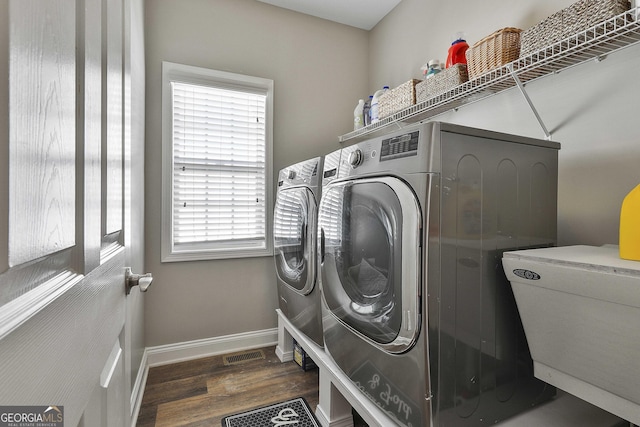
[508,64,552,141]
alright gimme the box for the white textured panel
[0,250,126,427]
[81,383,105,427]
[0,271,83,340]
[8,0,76,267]
[105,0,123,234]
[0,2,9,273]
[125,0,147,407]
[78,0,104,272]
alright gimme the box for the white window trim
[161,61,274,262]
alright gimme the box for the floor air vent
[223,349,266,366]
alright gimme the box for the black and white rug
[221,397,319,427]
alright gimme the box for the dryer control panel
[338,124,430,179]
[380,130,420,162]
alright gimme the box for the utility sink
[502,245,640,425]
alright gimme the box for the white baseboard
[129,328,278,426]
[146,328,278,367]
[130,351,148,427]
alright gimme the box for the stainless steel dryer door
[319,177,422,354]
[274,187,317,295]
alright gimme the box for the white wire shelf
[339,7,640,143]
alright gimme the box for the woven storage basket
[416,64,468,103]
[564,0,630,34]
[521,0,630,56]
[466,28,522,79]
[520,11,564,57]
[378,79,421,119]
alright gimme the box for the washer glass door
[319,177,421,353]
[274,187,317,295]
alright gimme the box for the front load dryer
[318,122,559,426]
[273,156,325,346]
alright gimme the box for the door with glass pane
[274,187,317,295]
[318,176,422,353]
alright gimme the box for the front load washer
[273,156,326,346]
[318,122,559,426]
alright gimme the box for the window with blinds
[161,62,273,261]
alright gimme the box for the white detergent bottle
[363,95,373,126]
[370,86,389,124]
[354,99,365,130]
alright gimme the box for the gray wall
[145,0,640,347]
[370,0,640,246]
[369,0,577,89]
[144,0,368,346]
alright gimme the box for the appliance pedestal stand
[276,309,627,427]
[276,309,395,427]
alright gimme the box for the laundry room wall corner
[143,0,368,347]
[370,0,640,248]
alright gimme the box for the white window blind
[162,62,273,261]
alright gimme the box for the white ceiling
[256,0,402,30]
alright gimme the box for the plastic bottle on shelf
[353,99,365,131]
[420,62,429,79]
[426,59,442,78]
[446,32,469,68]
[370,86,389,124]
[363,95,373,126]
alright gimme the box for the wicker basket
[466,27,522,79]
[521,0,630,57]
[520,11,564,57]
[564,0,631,34]
[378,79,421,119]
[416,64,468,103]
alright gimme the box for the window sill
[161,247,274,263]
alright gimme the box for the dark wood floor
[136,345,321,426]
[136,344,637,427]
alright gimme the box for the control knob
[348,149,364,168]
